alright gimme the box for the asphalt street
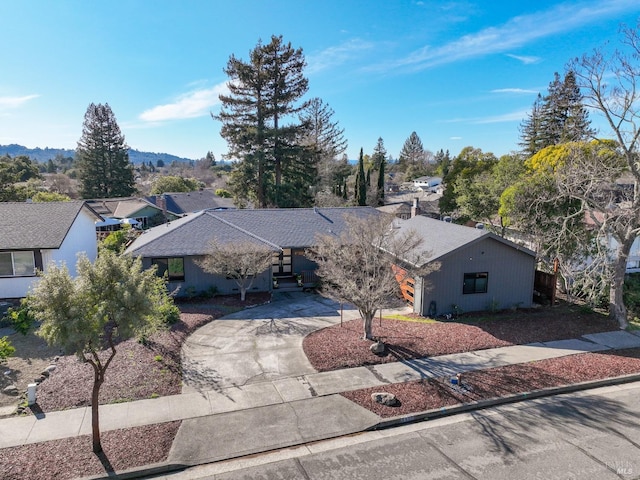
[151,381,640,480]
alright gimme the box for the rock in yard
[44,365,56,373]
[370,341,386,355]
[3,385,19,396]
[371,392,399,407]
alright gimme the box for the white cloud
[450,136,463,140]
[491,88,539,94]
[506,53,541,65]
[473,109,530,124]
[0,94,40,109]
[371,0,640,72]
[139,82,228,122]
[306,39,375,74]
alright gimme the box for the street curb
[369,372,640,430]
[81,373,640,480]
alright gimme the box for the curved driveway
[181,292,367,393]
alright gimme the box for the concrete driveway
[181,292,367,393]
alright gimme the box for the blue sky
[1,1,639,161]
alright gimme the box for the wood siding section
[393,264,415,305]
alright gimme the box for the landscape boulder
[370,341,386,355]
[371,392,399,407]
[3,385,19,396]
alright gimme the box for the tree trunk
[362,311,375,340]
[91,367,105,454]
[609,237,633,329]
[240,287,247,302]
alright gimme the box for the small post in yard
[379,309,382,328]
[552,257,559,307]
[340,303,343,327]
[27,383,37,406]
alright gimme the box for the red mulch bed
[0,421,180,480]
[2,293,270,480]
[342,348,640,418]
[303,304,620,372]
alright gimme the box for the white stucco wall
[0,207,98,299]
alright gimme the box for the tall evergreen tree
[371,137,387,171]
[519,72,593,156]
[377,154,386,206]
[216,35,309,208]
[299,97,347,196]
[76,103,135,199]
[355,148,367,206]
[398,132,425,172]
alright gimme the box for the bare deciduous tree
[307,213,426,340]
[567,23,640,328]
[198,240,275,301]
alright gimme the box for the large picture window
[463,272,488,294]
[0,251,36,277]
[152,257,185,281]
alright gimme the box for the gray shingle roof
[394,215,535,266]
[0,201,100,250]
[125,207,380,256]
[145,190,235,215]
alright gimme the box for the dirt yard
[0,328,60,414]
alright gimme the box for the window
[152,257,185,281]
[463,272,488,294]
[0,251,36,277]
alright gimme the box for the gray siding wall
[142,256,272,297]
[418,237,535,316]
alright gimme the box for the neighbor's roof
[145,190,235,215]
[0,201,101,250]
[85,197,160,218]
[124,206,380,257]
[394,215,536,266]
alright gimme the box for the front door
[272,248,292,276]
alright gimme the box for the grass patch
[628,317,640,331]
[383,314,437,324]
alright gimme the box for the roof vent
[443,216,452,223]
[476,223,484,230]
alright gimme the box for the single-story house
[412,176,442,192]
[0,201,102,299]
[145,189,235,216]
[125,206,537,314]
[124,207,378,297]
[392,215,536,316]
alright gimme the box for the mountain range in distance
[0,144,198,165]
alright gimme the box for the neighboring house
[393,215,536,317]
[0,201,102,299]
[378,197,440,220]
[412,176,442,192]
[86,197,177,230]
[125,207,378,297]
[145,190,235,216]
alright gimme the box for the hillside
[0,144,196,165]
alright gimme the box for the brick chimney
[411,197,420,218]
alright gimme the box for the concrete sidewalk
[2,328,640,460]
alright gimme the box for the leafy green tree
[150,175,203,194]
[28,251,178,453]
[0,154,42,201]
[377,154,386,206]
[31,191,71,202]
[439,146,497,218]
[454,153,525,235]
[76,103,136,199]
[216,35,309,207]
[500,141,624,312]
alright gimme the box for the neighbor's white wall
[47,207,98,277]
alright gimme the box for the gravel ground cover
[341,347,640,418]
[303,304,620,371]
[2,298,636,479]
